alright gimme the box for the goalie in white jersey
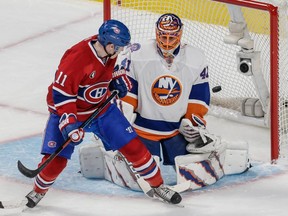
[119,13,211,165]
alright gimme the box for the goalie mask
[156,13,183,64]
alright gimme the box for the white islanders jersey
[118,40,210,141]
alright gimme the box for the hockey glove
[110,65,132,98]
[179,114,206,143]
[59,113,84,146]
[179,119,200,143]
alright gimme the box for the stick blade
[17,160,38,178]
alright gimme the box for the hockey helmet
[156,13,183,56]
[98,19,131,51]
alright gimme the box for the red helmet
[156,13,183,58]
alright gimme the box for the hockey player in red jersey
[24,19,181,208]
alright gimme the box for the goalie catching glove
[179,114,221,153]
[59,113,84,145]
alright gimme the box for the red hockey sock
[119,137,163,187]
[34,155,68,194]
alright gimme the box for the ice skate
[153,184,182,204]
[25,190,46,208]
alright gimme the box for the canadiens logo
[84,82,108,104]
[48,141,57,148]
[112,27,120,34]
[151,75,182,106]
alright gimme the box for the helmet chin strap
[103,47,118,59]
[103,46,114,57]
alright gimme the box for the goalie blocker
[78,137,250,193]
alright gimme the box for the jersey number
[200,67,209,79]
[55,71,68,87]
[121,58,131,71]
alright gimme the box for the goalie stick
[17,90,119,178]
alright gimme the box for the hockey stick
[116,153,184,207]
[17,90,119,178]
[116,152,154,198]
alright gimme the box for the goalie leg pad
[223,141,250,175]
[79,143,161,191]
[79,144,142,190]
[78,144,105,179]
[103,150,142,191]
[173,141,250,192]
[175,149,225,191]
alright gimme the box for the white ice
[0,0,288,215]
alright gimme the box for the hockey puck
[212,85,222,93]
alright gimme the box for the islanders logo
[151,75,182,106]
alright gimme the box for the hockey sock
[119,137,163,187]
[34,155,68,194]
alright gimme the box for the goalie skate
[25,190,46,208]
[153,184,182,204]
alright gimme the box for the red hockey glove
[59,113,84,145]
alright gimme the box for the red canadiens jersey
[46,35,116,121]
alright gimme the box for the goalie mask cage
[103,0,288,162]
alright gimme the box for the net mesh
[108,0,288,159]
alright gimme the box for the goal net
[103,0,288,162]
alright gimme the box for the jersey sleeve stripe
[122,95,138,110]
[52,86,77,97]
[54,99,77,107]
[52,87,77,107]
[188,99,210,110]
[185,103,208,125]
[189,82,210,105]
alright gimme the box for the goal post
[217,0,280,161]
[102,0,288,162]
